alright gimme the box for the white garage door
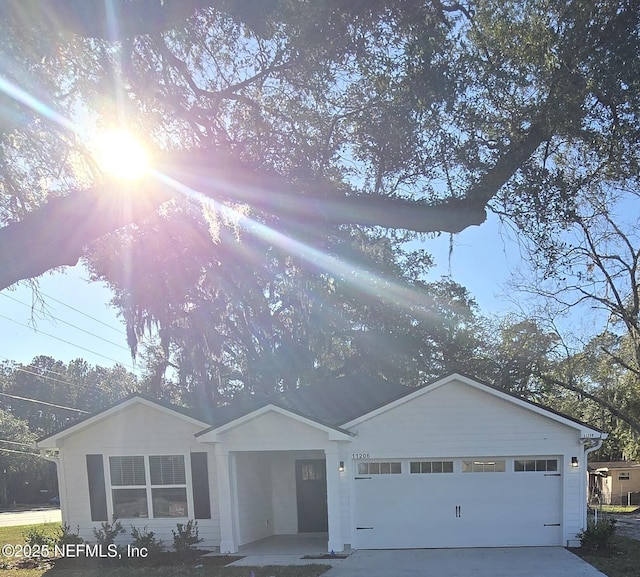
[353,457,562,549]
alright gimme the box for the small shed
[588,461,640,505]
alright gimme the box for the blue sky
[0,212,524,373]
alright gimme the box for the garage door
[353,457,562,549]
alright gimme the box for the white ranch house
[37,373,606,552]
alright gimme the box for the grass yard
[572,536,640,577]
[592,505,640,514]
[0,565,330,577]
[0,523,330,577]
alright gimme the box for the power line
[0,358,84,386]
[33,289,125,335]
[0,439,35,448]
[0,391,90,414]
[0,447,39,457]
[1,293,130,352]
[0,315,136,371]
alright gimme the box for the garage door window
[462,459,505,473]
[410,461,453,473]
[514,459,558,472]
[357,462,401,475]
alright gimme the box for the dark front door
[296,459,328,532]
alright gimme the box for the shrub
[56,524,84,547]
[130,526,164,559]
[23,526,56,556]
[93,519,125,546]
[578,518,617,551]
[172,520,202,554]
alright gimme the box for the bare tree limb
[539,373,640,435]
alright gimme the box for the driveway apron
[322,548,607,577]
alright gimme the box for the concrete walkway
[321,548,606,577]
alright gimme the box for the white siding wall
[234,452,273,545]
[269,453,298,534]
[217,411,333,452]
[57,403,220,550]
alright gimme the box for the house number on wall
[352,453,371,459]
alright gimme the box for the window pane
[112,488,148,518]
[150,455,186,485]
[390,462,401,474]
[152,488,188,517]
[524,460,535,472]
[464,459,505,472]
[410,462,420,474]
[421,462,432,474]
[432,461,443,473]
[358,463,368,475]
[380,462,391,474]
[443,461,453,473]
[514,460,525,472]
[369,462,380,474]
[546,460,558,472]
[536,460,547,472]
[110,456,146,486]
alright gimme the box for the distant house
[588,461,640,505]
[37,373,606,551]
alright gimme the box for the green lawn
[0,523,329,577]
[0,566,330,577]
[573,536,640,577]
[592,505,640,514]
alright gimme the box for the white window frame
[107,453,192,520]
[618,472,631,481]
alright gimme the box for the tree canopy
[0,0,638,286]
[1,1,640,447]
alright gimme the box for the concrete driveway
[322,548,606,577]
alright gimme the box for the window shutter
[190,452,211,519]
[86,454,108,521]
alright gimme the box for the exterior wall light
[339,461,345,472]
[571,457,579,468]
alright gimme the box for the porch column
[215,450,238,553]
[325,450,344,552]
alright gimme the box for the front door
[296,459,328,532]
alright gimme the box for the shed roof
[588,461,640,471]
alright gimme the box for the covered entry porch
[195,404,352,553]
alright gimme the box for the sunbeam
[152,169,440,321]
[0,75,78,134]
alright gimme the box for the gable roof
[196,403,354,442]
[37,394,211,447]
[37,372,605,447]
[340,373,606,437]
[210,375,410,428]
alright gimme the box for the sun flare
[92,130,150,180]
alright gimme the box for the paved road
[612,513,640,539]
[0,508,61,527]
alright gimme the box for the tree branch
[538,373,640,435]
[0,116,551,292]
